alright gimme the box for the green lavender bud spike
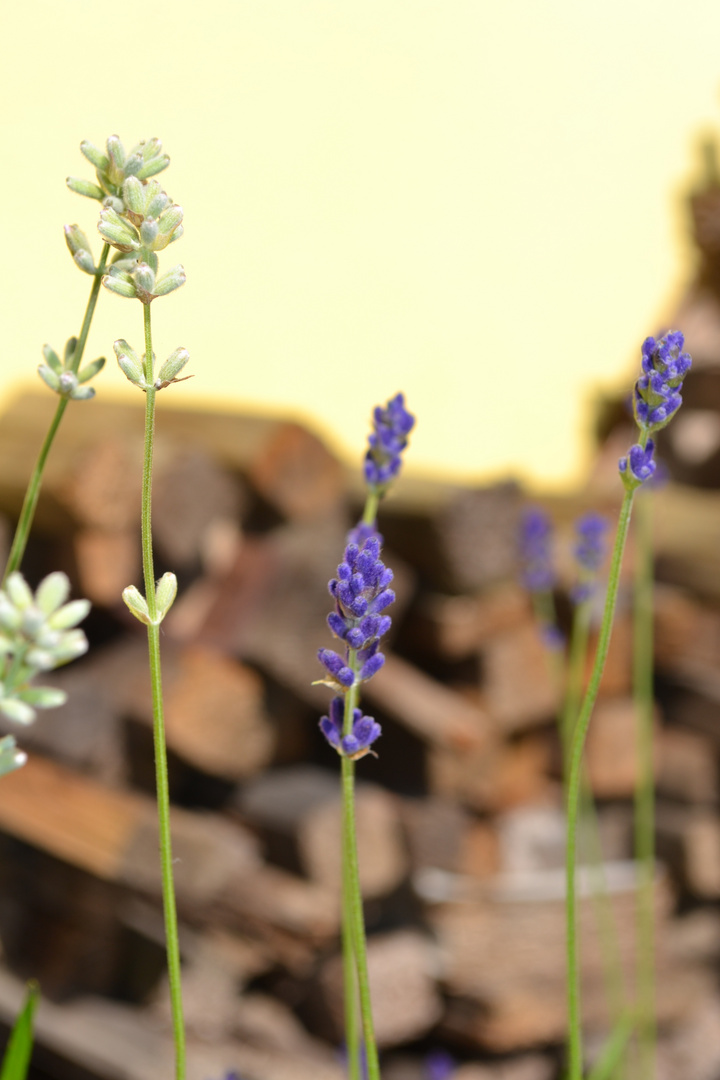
[38,365,61,393]
[154,266,186,297]
[155,573,178,620]
[0,698,36,725]
[122,585,152,625]
[103,270,138,299]
[98,208,141,252]
[0,735,26,777]
[113,340,147,388]
[36,572,70,614]
[19,686,68,709]
[42,344,62,374]
[156,348,190,388]
[77,356,106,384]
[66,176,105,200]
[80,140,110,172]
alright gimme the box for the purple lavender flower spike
[619,439,656,487]
[519,507,555,592]
[632,331,691,434]
[363,392,416,490]
[425,1049,456,1080]
[571,512,608,603]
[347,520,384,547]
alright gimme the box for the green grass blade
[586,1011,635,1080]
[0,982,39,1080]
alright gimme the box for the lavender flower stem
[566,477,639,1080]
[633,490,656,1080]
[141,303,186,1080]
[362,489,380,528]
[3,244,110,582]
[341,651,380,1080]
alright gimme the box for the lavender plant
[564,331,691,1080]
[3,138,168,581]
[317,393,415,1080]
[84,135,188,1080]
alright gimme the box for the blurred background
[2,0,720,489]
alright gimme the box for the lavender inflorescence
[519,507,555,592]
[364,392,415,490]
[571,512,608,603]
[620,331,692,488]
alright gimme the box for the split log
[74,527,140,607]
[657,726,719,804]
[239,765,408,898]
[656,806,720,898]
[453,1059,555,1080]
[319,930,442,1047]
[584,697,659,799]
[481,622,560,733]
[428,731,554,812]
[409,584,530,660]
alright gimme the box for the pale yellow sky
[0,1,717,489]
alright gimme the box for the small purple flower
[364,393,416,488]
[346,520,384,547]
[519,507,555,592]
[619,439,656,488]
[320,696,382,760]
[425,1049,455,1080]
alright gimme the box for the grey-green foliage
[0,571,90,725]
[37,336,106,401]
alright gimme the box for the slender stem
[362,488,381,527]
[633,491,655,1080]
[562,601,592,763]
[3,244,110,582]
[140,303,186,1080]
[586,1011,636,1080]
[566,486,637,1080]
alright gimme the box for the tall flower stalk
[317,394,415,1080]
[92,136,188,1080]
[632,488,656,1080]
[564,332,691,1080]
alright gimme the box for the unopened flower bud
[36,572,70,614]
[114,340,146,388]
[154,265,186,297]
[122,585,151,624]
[77,356,106,385]
[58,372,79,396]
[0,736,26,777]
[38,365,60,393]
[66,176,104,200]
[103,271,137,299]
[155,573,178,620]
[98,208,140,252]
[0,698,36,725]
[42,344,62,373]
[156,348,190,386]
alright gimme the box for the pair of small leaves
[122,573,177,627]
[37,337,105,401]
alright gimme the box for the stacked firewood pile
[2,368,720,1080]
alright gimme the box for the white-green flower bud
[74,250,96,275]
[77,356,106,384]
[98,208,140,252]
[0,736,26,777]
[103,194,125,214]
[123,176,147,217]
[6,574,33,610]
[106,135,126,184]
[47,598,91,630]
[113,340,147,387]
[154,266,186,297]
[0,596,21,631]
[19,687,68,709]
[80,141,110,172]
[156,348,190,387]
[158,205,183,236]
[25,648,55,671]
[36,572,70,614]
[122,585,151,625]
[64,337,77,366]
[103,271,137,299]
[123,153,143,178]
[66,177,104,200]
[64,223,92,258]
[146,190,170,219]
[38,364,61,393]
[51,630,89,664]
[21,607,46,636]
[58,372,79,396]
[155,573,178,620]
[0,698,36,725]
[137,155,170,180]
[134,263,157,304]
[140,219,159,247]
[42,344,62,374]
[69,385,96,401]
[139,137,162,161]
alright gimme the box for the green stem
[362,488,381,527]
[562,600,592,763]
[140,303,186,1080]
[3,244,110,582]
[586,1011,636,1080]
[566,484,637,1080]
[633,491,655,1080]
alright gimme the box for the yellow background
[0,1,717,489]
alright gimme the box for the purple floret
[619,439,656,486]
[633,331,691,434]
[319,696,382,758]
[519,507,555,592]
